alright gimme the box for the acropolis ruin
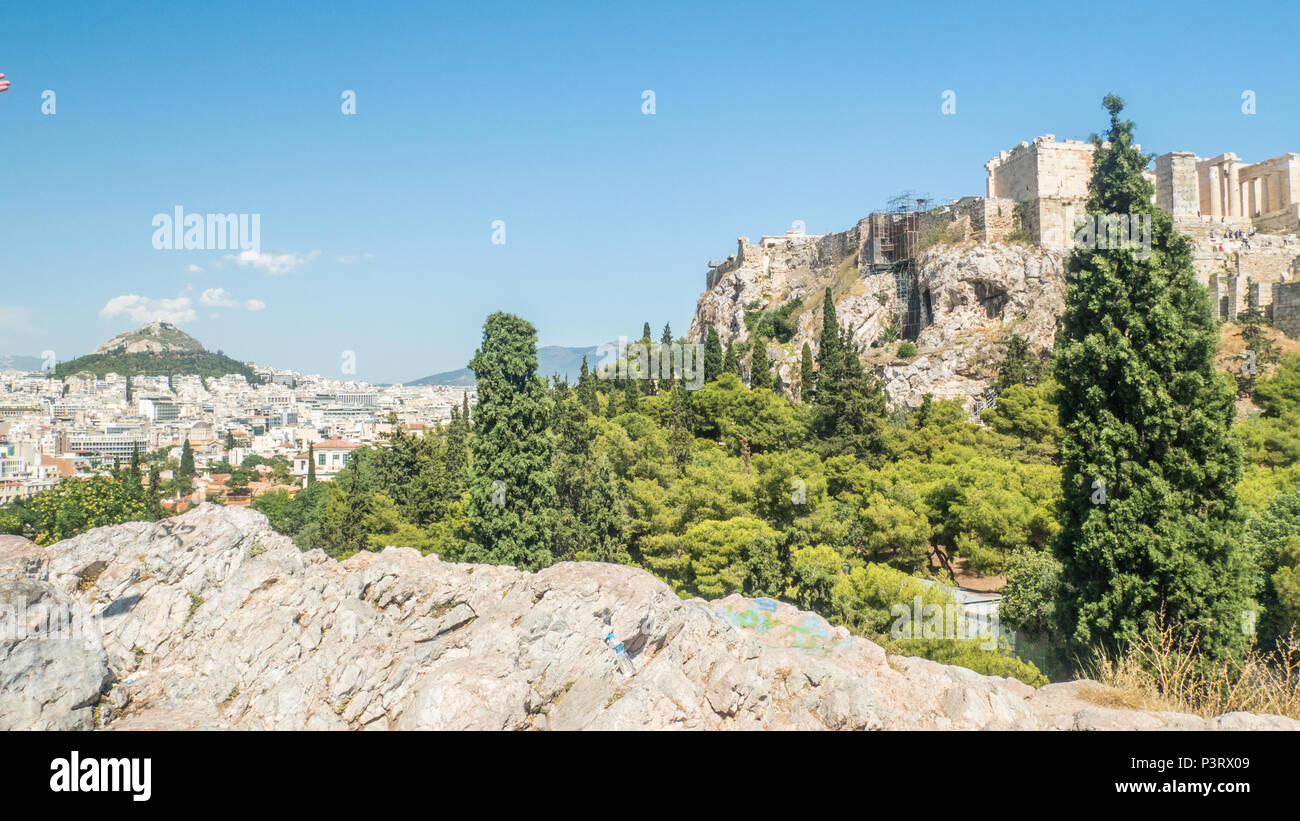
[706,134,1300,337]
[982,134,1300,330]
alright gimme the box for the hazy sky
[2,0,1297,383]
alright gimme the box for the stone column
[1227,163,1240,217]
[1209,167,1222,217]
[1276,172,1287,212]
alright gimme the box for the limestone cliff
[2,505,1295,731]
[689,231,1068,410]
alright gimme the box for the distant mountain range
[407,345,604,386]
[0,354,47,372]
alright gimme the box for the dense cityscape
[0,347,472,510]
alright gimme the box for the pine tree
[750,336,774,390]
[723,338,738,376]
[703,327,723,383]
[1051,95,1253,665]
[465,312,558,571]
[800,342,815,402]
[641,322,652,344]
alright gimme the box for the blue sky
[2,0,1297,383]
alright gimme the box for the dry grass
[1216,322,1300,371]
[1089,619,1300,720]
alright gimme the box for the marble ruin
[706,134,1300,336]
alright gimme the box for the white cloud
[200,287,267,313]
[187,264,205,273]
[99,295,197,325]
[337,252,374,264]
[224,248,320,275]
[200,287,239,308]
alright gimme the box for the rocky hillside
[690,235,1067,410]
[2,505,1294,731]
[95,321,205,355]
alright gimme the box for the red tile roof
[314,439,362,450]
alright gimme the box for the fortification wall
[1157,152,1199,217]
[1273,282,1300,339]
[987,141,1040,200]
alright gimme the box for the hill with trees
[54,322,260,382]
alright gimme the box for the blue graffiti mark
[713,602,850,654]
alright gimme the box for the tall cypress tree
[1235,285,1279,398]
[811,327,886,463]
[465,312,558,571]
[1052,95,1253,665]
[622,368,640,414]
[723,338,739,376]
[815,287,842,382]
[306,442,316,485]
[800,342,815,402]
[660,323,674,382]
[444,404,470,496]
[552,392,629,563]
[703,327,723,383]
[750,336,774,390]
[180,439,195,477]
[577,355,599,413]
[146,463,163,518]
[667,382,694,474]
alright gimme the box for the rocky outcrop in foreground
[2,506,1295,730]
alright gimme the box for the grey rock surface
[1,505,1294,731]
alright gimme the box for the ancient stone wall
[1157,152,1199,217]
[1274,281,1300,339]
